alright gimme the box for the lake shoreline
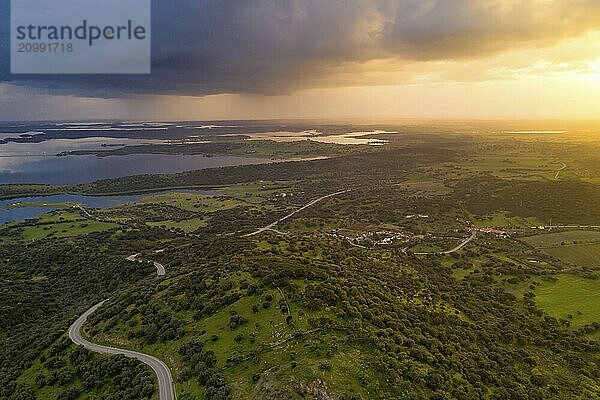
[0,188,223,224]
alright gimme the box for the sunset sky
[1,0,599,121]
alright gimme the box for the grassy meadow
[535,274,600,329]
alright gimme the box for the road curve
[126,253,166,276]
[414,230,477,256]
[69,301,176,400]
[441,230,477,255]
[555,162,567,179]
[69,254,172,398]
[243,190,350,237]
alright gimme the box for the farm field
[522,230,600,247]
[520,230,600,267]
[1,210,118,242]
[20,220,117,242]
[452,154,554,179]
[147,218,208,233]
[535,274,600,329]
[542,244,600,268]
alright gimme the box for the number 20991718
[18,42,73,53]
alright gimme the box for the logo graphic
[11,0,151,74]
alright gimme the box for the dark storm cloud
[0,0,598,97]
[384,0,600,59]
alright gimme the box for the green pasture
[535,274,600,329]
[542,244,600,268]
[522,230,600,247]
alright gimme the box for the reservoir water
[0,190,220,224]
[0,134,270,224]
[0,135,277,185]
[0,153,274,185]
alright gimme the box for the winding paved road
[243,190,350,237]
[69,254,174,399]
[69,301,176,400]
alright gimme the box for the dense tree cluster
[178,339,232,400]
[6,337,154,400]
